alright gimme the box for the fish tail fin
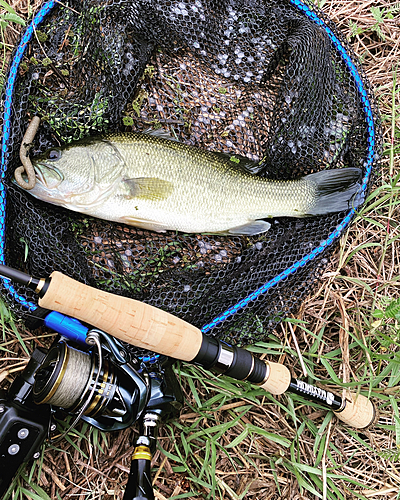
[306,167,364,215]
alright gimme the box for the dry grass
[1,0,400,499]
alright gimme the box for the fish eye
[47,149,61,161]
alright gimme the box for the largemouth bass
[21,131,363,235]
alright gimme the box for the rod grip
[258,363,376,428]
[334,394,376,429]
[39,271,203,361]
[259,361,292,395]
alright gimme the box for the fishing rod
[0,264,376,429]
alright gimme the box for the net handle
[38,271,376,429]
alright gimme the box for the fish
[19,131,363,236]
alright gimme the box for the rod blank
[0,264,33,286]
[0,264,48,295]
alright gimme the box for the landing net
[1,0,380,347]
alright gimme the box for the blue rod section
[0,0,56,310]
[44,311,89,345]
[201,0,376,334]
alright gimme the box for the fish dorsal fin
[123,177,173,201]
[143,128,180,142]
[212,152,261,174]
[143,129,260,173]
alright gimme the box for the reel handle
[124,442,154,500]
[38,271,376,429]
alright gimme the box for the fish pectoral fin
[226,220,271,236]
[120,215,169,233]
[123,177,173,201]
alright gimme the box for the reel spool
[32,336,149,432]
[33,342,123,418]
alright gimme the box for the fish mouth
[33,162,65,190]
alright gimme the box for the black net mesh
[1,0,380,349]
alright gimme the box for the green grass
[348,4,400,42]
[0,0,25,89]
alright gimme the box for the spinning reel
[33,330,149,433]
[0,328,182,499]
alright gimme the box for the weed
[0,0,25,89]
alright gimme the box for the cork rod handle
[257,363,375,429]
[39,271,203,361]
[336,393,376,429]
